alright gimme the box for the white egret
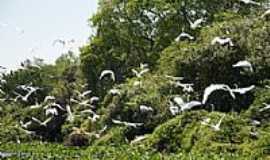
[174,81,194,93]
[75,90,92,99]
[202,84,236,104]
[175,32,194,41]
[13,90,36,102]
[44,96,55,103]
[232,60,253,72]
[70,98,94,108]
[90,96,100,104]
[20,120,32,129]
[181,101,202,112]
[188,18,205,30]
[240,0,260,5]
[99,70,115,82]
[139,105,154,112]
[211,37,234,46]
[81,109,100,122]
[109,88,121,96]
[45,108,58,116]
[259,103,270,112]
[251,120,261,126]
[202,114,225,131]
[31,117,52,127]
[173,96,185,107]
[165,75,184,81]
[130,135,149,144]
[112,119,143,128]
[29,102,42,109]
[231,85,255,94]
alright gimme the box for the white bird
[232,60,253,72]
[181,101,202,112]
[140,63,149,69]
[45,108,58,116]
[211,37,234,46]
[173,97,202,112]
[109,88,121,96]
[52,38,74,46]
[81,109,100,121]
[188,18,205,30]
[173,96,185,107]
[44,96,55,103]
[139,105,154,112]
[13,89,37,102]
[169,100,180,115]
[132,68,149,78]
[29,102,42,109]
[202,84,236,104]
[99,70,115,82]
[261,9,270,18]
[133,80,142,87]
[20,120,32,129]
[175,32,194,41]
[165,75,184,81]
[240,0,260,5]
[202,114,225,131]
[90,96,100,104]
[93,125,108,138]
[31,117,52,126]
[87,114,100,122]
[70,98,94,108]
[251,120,261,126]
[75,90,92,99]
[259,103,270,112]
[44,102,65,111]
[130,135,149,144]
[231,85,255,94]
[112,119,143,128]
[174,81,194,93]
[66,105,74,122]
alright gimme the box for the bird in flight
[99,70,116,82]
[188,18,206,30]
[112,119,143,128]
[232,60,254,72]
[211,37,234,46]
[239,0,260,5]
[202,114,226,131]
[202,84,236,104]
[175,32,195,41]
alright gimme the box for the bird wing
[231,85,255,94]
[100,70,115,81]
[112,119,123,124]
[82,90,92,97]
[184,101,202,110]
[202,84,228,104]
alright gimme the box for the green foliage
[1,0,270,159]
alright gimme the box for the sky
[0,0,99,70]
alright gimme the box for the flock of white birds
[0,0,270,144]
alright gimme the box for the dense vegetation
[1,0,270,159]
